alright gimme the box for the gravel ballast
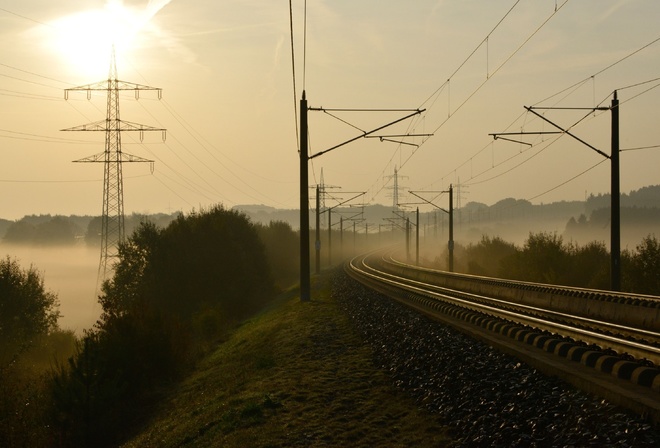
[333,270,660,447]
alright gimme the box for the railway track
[346,249,660,421]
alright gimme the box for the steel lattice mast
[62,47,166,286]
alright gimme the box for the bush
[51,205,277,447]
[500,232,568,284]
[255,220,299,289]
[0,256,60,367]
[568,241,609,289]
[626,235,660,295]
[0,257,65,447]
[463,236,517,277]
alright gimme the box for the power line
[158,100,290,204]
[0,174,150,184]
[0,89,63,101]
[532,37,660,107]
[0,128,95,144]
[0,62,70,85]
[367,1,570,204]
[0,7,52,27]
[418,0,523,109]
[525,158,608,202]
[430,37,660,197]
[1,56,286,208]
[621,144,660,152]
[288,0,299,152]
[303,0,308,91]
[0,73,64,90]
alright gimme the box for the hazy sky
[1,0,659,220]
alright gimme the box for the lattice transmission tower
[62,47,166,286]
[385,166,407,210]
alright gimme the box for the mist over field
[0,244,100,334]
[2,185,660,337]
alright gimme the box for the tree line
[0,213,177,246]
[0,206,299,447]
[439,232,660,295]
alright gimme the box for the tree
[34,216,79,245]
[255,220,299,288]
[51,206,277,446]
[135,206,275,319]
[3,220,36,244]
[0,256,60,366]
[463,235,517,277]
[3,216,80,245]
[628,235,660,295]
[502,232,569,284]
[569,241,609,289]
[85,217,102,246]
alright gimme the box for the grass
[122,272,452,447]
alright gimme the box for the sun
[39,1,168,79]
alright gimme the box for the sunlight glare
[42,1,171,79]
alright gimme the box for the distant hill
[3,185,658,248]
[235,185,660,248]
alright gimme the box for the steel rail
[373,255,659,344]
[349,253,660,365]
[384,252,660,306]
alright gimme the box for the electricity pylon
[62,47,166,288]
[385,166,408,210]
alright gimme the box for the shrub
[0,256,60,367]
[51,205,277,446]
[463,236,517,277]
[255,220,299,289]
[0,257,64,447]
[627,235,660,295]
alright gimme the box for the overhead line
[525,159,608,202]
[0,62,71,85]
[288,0,299,152]
[533,36,660,106]
[368,1,570,204]
[432,32,660,195]
[419,0,522,109]
[0,6,52,27]
[157,100,291,206]
[0,73,63,90]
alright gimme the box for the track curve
[345,249,660,422]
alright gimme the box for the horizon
[2,2,660,221]
[2,182,659,222]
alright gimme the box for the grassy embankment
[124,272,452,447]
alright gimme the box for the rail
[346,249,660,384]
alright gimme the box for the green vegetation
[254,220,299,289]
[50,206,279,447]
[0,256,60,356]
[441,232,660,295]
[4,202,660,446]
[1,213,177,246]
[0,256,77,447]
[0,207,303,447]
[3,216,81,245]
[123,275,450,447]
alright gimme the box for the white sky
[1,0,659,220]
